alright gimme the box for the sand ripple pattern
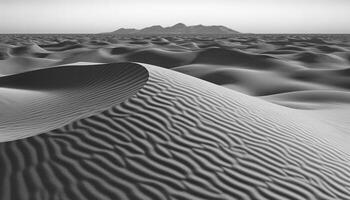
[1,63,350,200]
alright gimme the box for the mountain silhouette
[110,23,240,35]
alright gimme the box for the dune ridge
[0,62,350,199]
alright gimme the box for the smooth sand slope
[0,62,350,200]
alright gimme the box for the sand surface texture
[0,34,350,199]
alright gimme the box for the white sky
[0,0,350,33]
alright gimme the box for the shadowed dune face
[0,63,148,141]
[1,63,350,199]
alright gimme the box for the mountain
[110,23,240,35]
[110,28,138,34]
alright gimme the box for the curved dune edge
[0,62,350,199]
[0,62,149,142]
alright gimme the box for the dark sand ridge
[0,62,350,199]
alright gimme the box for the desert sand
[0,34,350,199]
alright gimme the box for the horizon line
[1,32,350,35]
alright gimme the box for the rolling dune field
[1,34,350,199]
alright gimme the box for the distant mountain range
[108,23,240,35]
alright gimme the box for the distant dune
[0,34,350,199]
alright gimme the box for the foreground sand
[0,34,350,199]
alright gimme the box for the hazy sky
[1,0,350,33]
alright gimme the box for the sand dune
[0,62,350,199]
[1,34,349,109]
[10,44,50,56]
[173,64,335,96]
[0,34,350,199]
[0,56,57,75]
